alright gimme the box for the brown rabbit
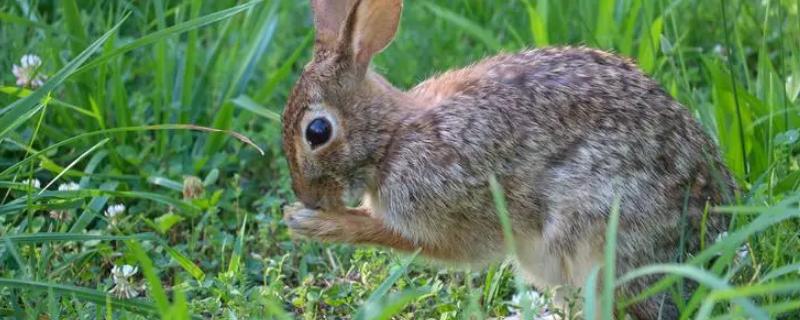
[281,0,733,318]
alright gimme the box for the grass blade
[39,138,109,194]
[522,0,549,46]
[164,245,206,282]
[354,251,420,320]
[226,215,248,275]
[489,176,537,319]
[231,95,281,122]
[602,196,621,320]
[0,189,200,216]
[253,30,314,103]
[0,87,96,118]
[424,1,502,51]
[617,264,767,319]
[583,266,602,320]
[0,124,263,178]
[69,181,119,232]
[0,278,158,315]
[595,0,616,48]
[127,240,170,315]
[206,1,278,158]
[2,233,156,244]
[638,17,664,74]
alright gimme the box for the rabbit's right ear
[311,0,357,53]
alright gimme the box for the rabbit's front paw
[283,202,342,240]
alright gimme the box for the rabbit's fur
[282,0,733,318]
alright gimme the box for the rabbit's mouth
[341,169,370,207]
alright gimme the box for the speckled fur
[282,1,734,319]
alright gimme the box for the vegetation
[1,0,798,318]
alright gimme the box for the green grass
[1,0,799,318]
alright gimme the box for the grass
[1,0,799,318]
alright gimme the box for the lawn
[1,0,799,319]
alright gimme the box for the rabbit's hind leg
[514,234,567,301]
[514,232,605,318]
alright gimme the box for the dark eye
[305,117,332,148]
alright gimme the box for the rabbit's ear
[338,0,402,66]
[310,0,357,52]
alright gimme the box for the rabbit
[281,0,734,318]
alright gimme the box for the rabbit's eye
[305,117,332,148]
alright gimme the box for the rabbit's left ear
[310,0,357,53]
[338,0,402,66]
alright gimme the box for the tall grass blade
[76,1,261,74]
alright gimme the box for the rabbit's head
[282,0,403,210]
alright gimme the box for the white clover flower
[509,289,549,316]
[116,264,138,277]
[712,44,727,57]
[735,245,750,263]
[105,204,126,219]
[714,231,728,243]
[57,182,80,191]
[20,178,41,189]
[715,232,750,263]
[110,264,139,299]
[12,54,47,89]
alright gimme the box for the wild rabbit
[281,0,733,318]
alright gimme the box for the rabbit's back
[404,46,730,204]
[407,46,729,197]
